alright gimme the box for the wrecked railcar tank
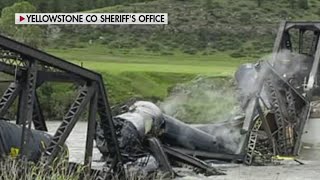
[0,119,53,161]
[95,101,225,176]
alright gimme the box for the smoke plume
[159,76,240,124]
[159,76,242,153]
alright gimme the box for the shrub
[160,51,174,56]
[238,12,251,23]
[238,3,248,8]
[231,7,241,12]
[183,47,197,55]
[145,42,161,52]
[298,0,309,9]
[278,9,289,18]
[108,39,136,49]
[212,2,222,9]
[316,8,320,16]
[230,51,246,58]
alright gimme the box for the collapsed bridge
[237,21,320,164]
[0,34,123,175]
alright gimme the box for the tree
[298,0,308,9]
[288,0,295,8]
[256,0,263,7]
[0,1,44,47]
[48,0,61,13]
[203,0,213,22]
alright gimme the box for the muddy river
[46,121,102,166]
[46,121,320,180]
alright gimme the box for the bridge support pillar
[19,60,38,158]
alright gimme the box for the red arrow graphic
[19,16,25,22]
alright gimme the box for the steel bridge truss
[265,21,319,156]
[0,35,123,175]
[242,21,320,164]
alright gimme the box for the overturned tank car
[95,101,226,177]
[0,119,53,161]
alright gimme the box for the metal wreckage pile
[0,21,319,179]
[94,21,320,177]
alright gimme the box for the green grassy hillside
[49,0,320,58]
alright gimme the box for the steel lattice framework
[241,21,320,164]
[0,35,124,176]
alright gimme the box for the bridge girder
[0,35,123,176]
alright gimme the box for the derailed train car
[0,119,52,161]
[95,101,227,176]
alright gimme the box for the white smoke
[196,121,243,153]
[159,76,240,124]
[159,76,242,153]
[237,50,312,101]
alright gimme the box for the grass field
[47,44,250,75]
[46,44,251,105]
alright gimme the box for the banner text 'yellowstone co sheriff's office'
[15,13,168,25]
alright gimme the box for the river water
[46,121,320,180]
[46,121,102,166]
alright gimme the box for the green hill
[49,0,320,58]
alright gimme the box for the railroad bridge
[0,35,123,174]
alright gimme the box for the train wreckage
[0,21,320,179]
